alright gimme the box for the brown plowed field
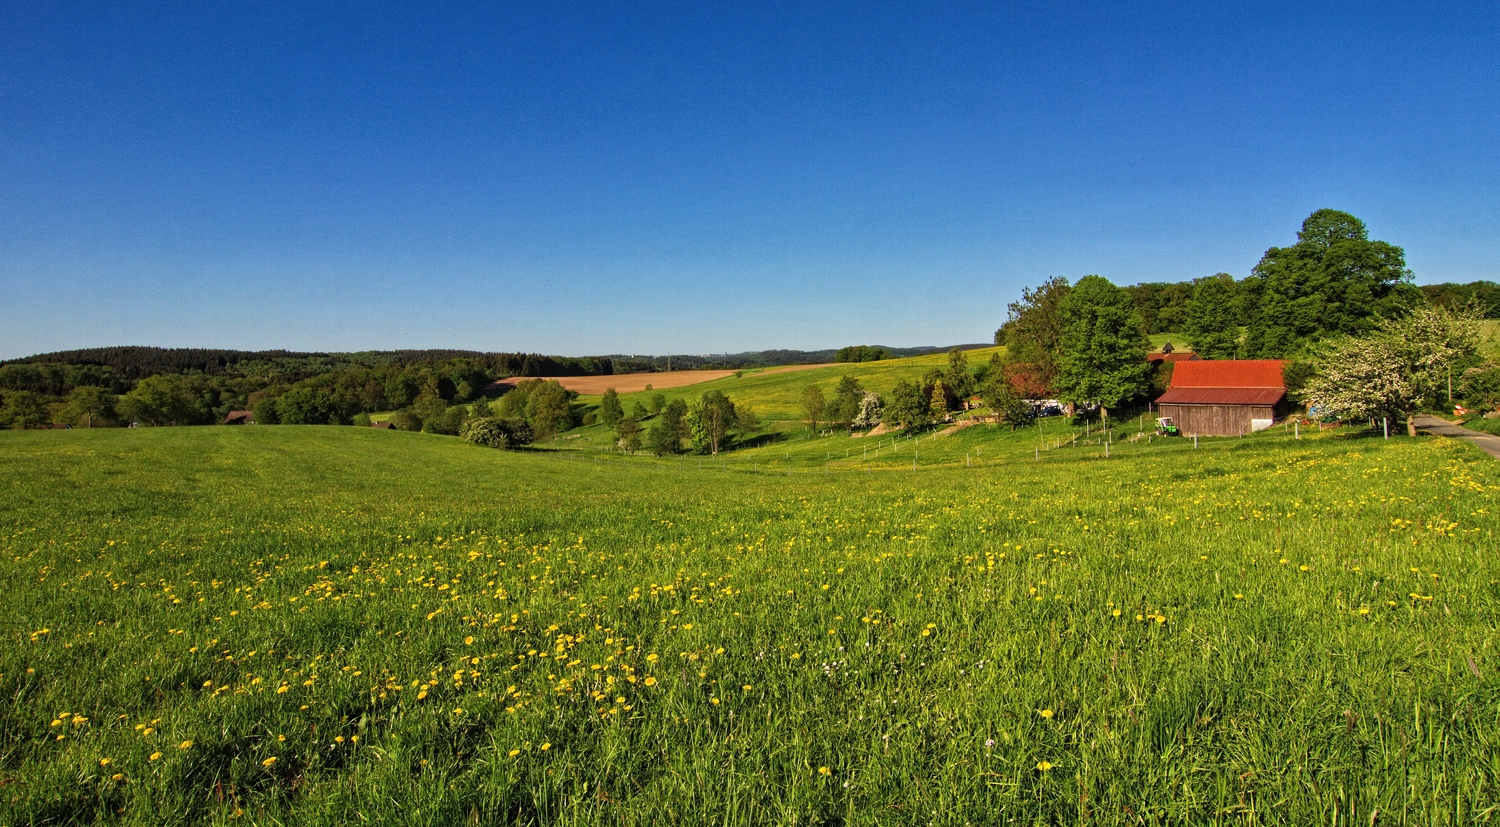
[483,363,836,396]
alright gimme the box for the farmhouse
[1146,351,1200,365]
[1155,360,1288,437]
[224,410,255,425]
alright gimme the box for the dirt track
[483,363,836,396]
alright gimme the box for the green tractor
[1155,416,1181,437]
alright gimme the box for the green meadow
[4,418,1498,825]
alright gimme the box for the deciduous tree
[1182,274,1242,359]
[801,386,826,433]
[885,380,930,430]
[1055,275,1151,417]
[1243,209,1421,357]
[599,388,624,429]
[1302,305,1482,435]
[0,390,49,429]
[995,277,1070,395]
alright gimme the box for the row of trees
[998,210,1494,365]
[0,354,500,431]
[596,387,761,455]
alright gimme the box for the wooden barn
[1154,360,1288,437]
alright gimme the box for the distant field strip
[485,363,839,395]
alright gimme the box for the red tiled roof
[1156,387,1287,406]
[1147,352,1200,363]
[1168,359,1285,389]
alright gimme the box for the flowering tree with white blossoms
[1302,304,1482,435]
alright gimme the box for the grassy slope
[582,346,1004,425]
[3,424,1498,824]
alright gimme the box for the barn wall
[1159,404,1278,437]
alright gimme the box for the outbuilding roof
[1168,360,1285,388]
[1155,359,1287,407]
[1147,352,1200,363]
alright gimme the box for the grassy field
[3,423,1499,825]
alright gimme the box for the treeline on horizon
[1116,279,1500,337]
[0,342,971,433]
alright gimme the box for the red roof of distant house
[224,410,254,425]
[1147,352,1200,363]
[1155,359,1286,406]
[369,421,394,429]
[1168,360,1285,388]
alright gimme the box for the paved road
[1414,415,1500,460]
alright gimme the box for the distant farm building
[1146,351,1200,365]
[369,421,394,429]
[1155,360,1288,437]
[224,411,255,425]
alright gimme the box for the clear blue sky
[2,2,1496,359]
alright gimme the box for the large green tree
[117,375,208,426]
[801,386,826,433]
[943,349,974,401]
[61,386,117,427]
[598,388,624,429]
[994,277,1070,396]
[1181,273,1242,359]
[688,391,737,454]
[884,380,931,430]
[1055,275,1151,416]
[0,390,49,429]
[830,376,864,429]
[1243,210,1421,357]
[525,380,574,440]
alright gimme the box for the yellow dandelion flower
[149,752,162,761]
[262,757,277,767]
[1036,760,1053,771]
[1039,709,1054,719]
[644,677,657,687]
[179,740,193,750]
[818,766,831,776]
[99,758,112,766]
[540,742,550,751]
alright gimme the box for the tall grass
[2,424,1496,824]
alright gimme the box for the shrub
[461,417,534,449]
[391,410,423,432]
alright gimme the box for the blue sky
[2,2,1496,359]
